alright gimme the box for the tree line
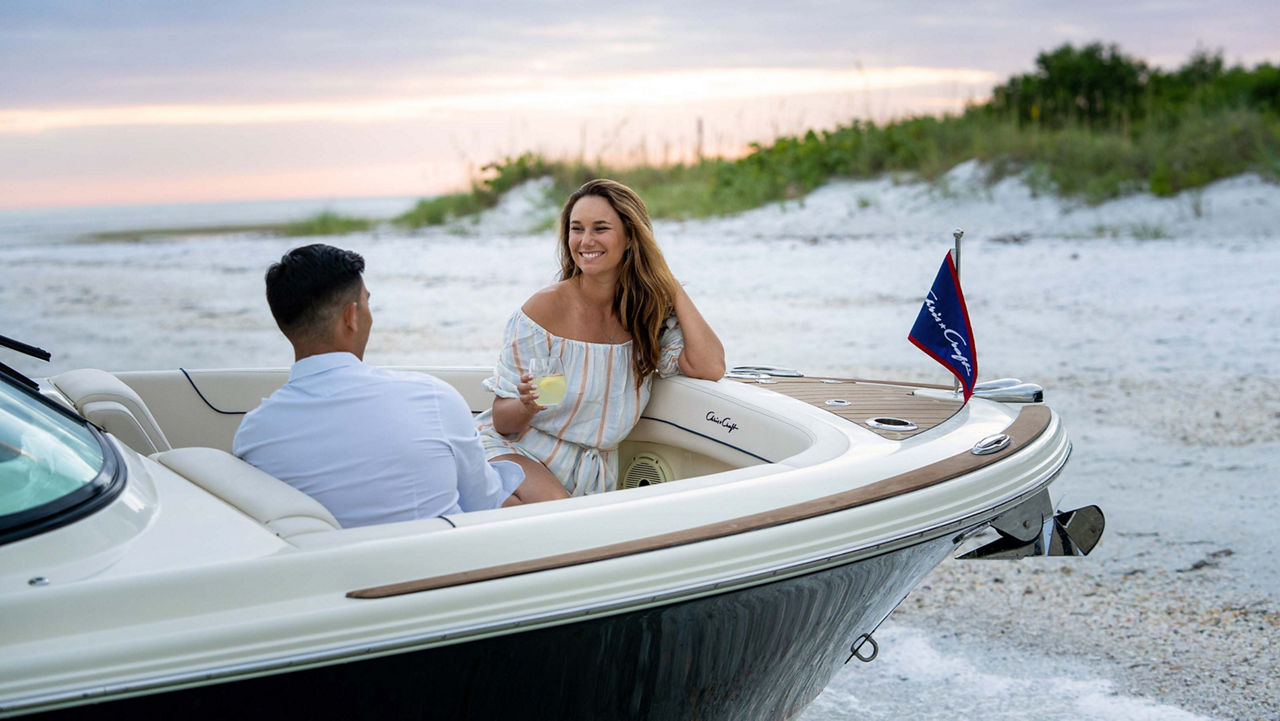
[987,42,1280,130]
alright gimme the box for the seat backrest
[153,447,341,539]
[51,369,172,455]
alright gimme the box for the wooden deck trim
[348,406,1050,599]
[811,376,952,390]
[732,376,965,440]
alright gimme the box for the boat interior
[42,366,925,550]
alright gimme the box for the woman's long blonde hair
[558,179,679,385]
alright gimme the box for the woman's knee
[497,454,569,503]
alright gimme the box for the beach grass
[86,223,293,242]
[281,211,375,237]
[83,211,377,242]
[388,43,1279,228]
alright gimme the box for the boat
[0,336,1103,719]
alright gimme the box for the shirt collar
[290,352,362,382]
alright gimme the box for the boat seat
[153,447,342,539]
[50,369,172,455]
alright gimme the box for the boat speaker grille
[621,452,674,489]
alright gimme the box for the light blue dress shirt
[233,352,524,528]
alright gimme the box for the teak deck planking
[731,376,963,440]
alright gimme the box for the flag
[909,251,978,401]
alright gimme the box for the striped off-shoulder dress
[475,310,684,496]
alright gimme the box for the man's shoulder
[364,367,469,406]
[365,365,449,390]
[360,368,474,434]
[231,387,288,456]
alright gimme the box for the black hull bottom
[35,536,956,720]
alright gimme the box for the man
[233,243,564,528]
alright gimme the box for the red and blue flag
[909,251,977,402]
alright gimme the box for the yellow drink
[535,374,567,406]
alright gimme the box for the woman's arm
[490,373,544,436]
[672,284,726,381]
[489,290,563,436]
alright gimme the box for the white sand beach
[2,167,1276,719]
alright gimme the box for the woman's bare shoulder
[521,281,575,329]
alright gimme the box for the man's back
[233,352,520,528]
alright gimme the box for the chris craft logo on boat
[705,411,739,434]
[921,291,972,374]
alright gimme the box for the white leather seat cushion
[51,369,171,455]
[154,447,341,538]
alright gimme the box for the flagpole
[952,228,963,282]
[952,228,964,398]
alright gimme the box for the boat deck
[731,376,963,440]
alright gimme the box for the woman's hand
[492,373,544,436]
[516,373,546,414]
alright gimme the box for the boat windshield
[0,374,121,544]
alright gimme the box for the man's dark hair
[265,244,365,341]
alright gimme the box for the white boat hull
[1,368,1083,719]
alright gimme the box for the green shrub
[393,44,1279,225]
[282,212,374,237]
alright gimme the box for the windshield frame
[0,370,127,546]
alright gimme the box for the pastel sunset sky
[2,1,1277,209]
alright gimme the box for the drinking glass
[529,357,566,407]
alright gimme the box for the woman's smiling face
[568,195,626,276]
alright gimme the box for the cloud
[0,65,996,134]
[5,0,1275,110]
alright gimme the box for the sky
[1,1,1277,210]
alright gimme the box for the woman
[475,179,725,499]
